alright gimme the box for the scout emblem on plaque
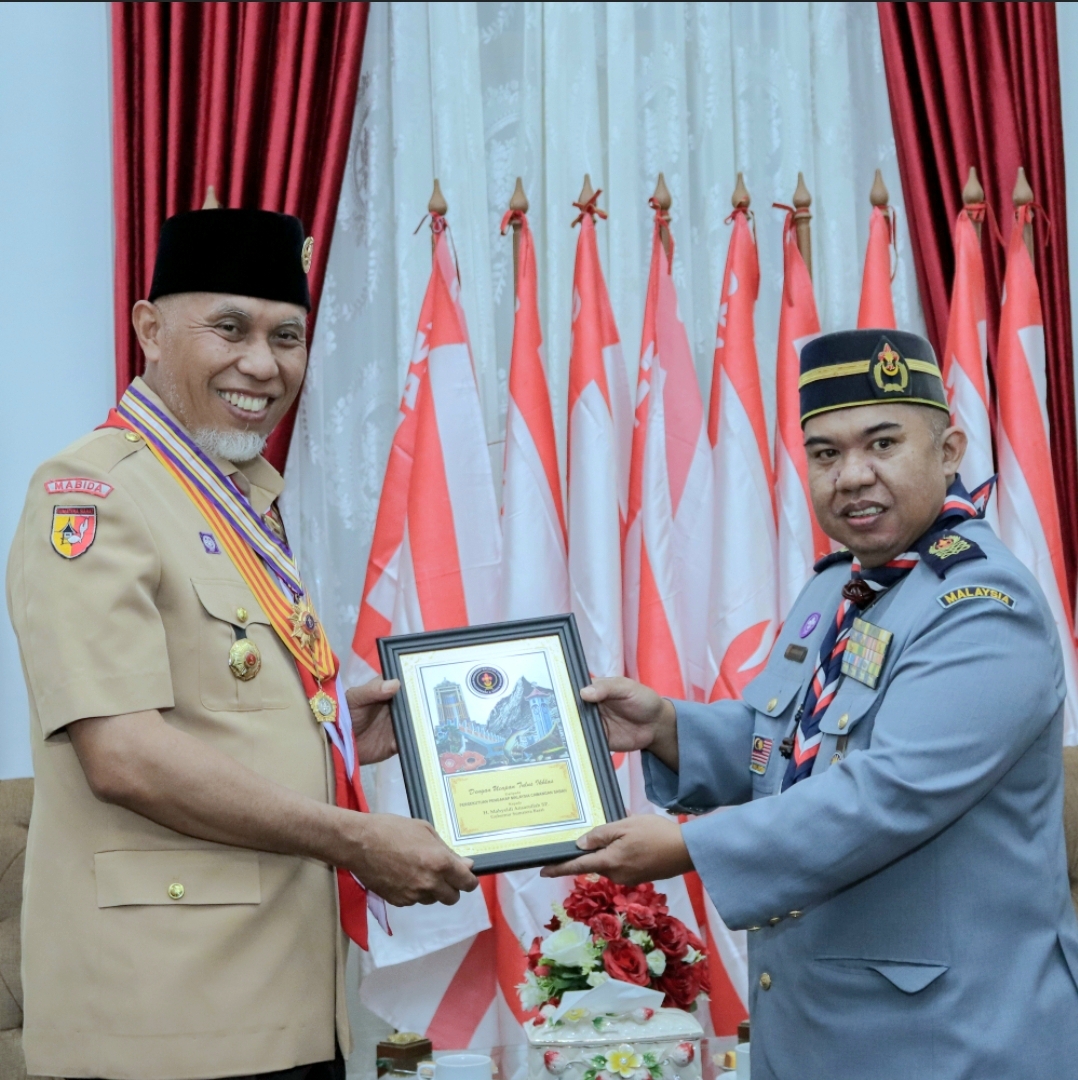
[841,617,893,689]
[51,506,97,559]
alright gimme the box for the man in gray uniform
[543,329,1078,1078]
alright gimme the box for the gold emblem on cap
[228,638,262,681]
[873,342,909,394]
[301,236,314,273]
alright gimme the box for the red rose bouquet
[518,874,709,1013]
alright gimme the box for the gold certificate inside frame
[396,633,609,861]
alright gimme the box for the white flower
[518,970,548,1010]
[628,929,653,948]
[587,970,611,988]
[646,949,667,976]
[542,921,593,968]
[683,946,703,964]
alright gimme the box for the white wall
[0,2,115,778]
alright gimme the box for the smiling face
[132,292,308,460]
[803,403,967,567]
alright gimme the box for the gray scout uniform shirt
[645,516,1078,1079]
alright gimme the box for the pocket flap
[867,961,948,994]
[742,677,802,717]
[191,578,268,626]
[95,849,261,907]
[817,687,877,735]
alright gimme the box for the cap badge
[301,236,314,273]
[874,342,909,394]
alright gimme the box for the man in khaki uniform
[6,206,475,1080]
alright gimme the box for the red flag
[707,207,777,703]
[567,201,633,679]
[857,205,897,329]
[501,210,569,620]
[995,205,1078,742]
[774,208,826,614]
[941,205,999,532]
[624,207,712,700]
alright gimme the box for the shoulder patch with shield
[51,506,97,559]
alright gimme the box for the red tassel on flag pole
[857,170,898,330]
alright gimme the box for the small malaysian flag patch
[750,734,774,775]
[840,616,893,689]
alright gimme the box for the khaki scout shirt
[6,379,349,1079]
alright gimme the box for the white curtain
[283,0,926,690]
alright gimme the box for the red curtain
[111,1,369,470]
[877,2,1078,596]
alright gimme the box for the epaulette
[814,548,854,573]
[916,529,986,579]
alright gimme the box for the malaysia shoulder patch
[51,505,96,559]
[918,531,986,578]
[750,734,774,775]
[938,585,1016,611]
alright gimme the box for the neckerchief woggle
[782,474,994,789]
[102,384,389,946]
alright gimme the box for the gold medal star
[289,596,322,652]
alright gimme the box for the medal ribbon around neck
[109,387,336,686]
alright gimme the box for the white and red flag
[623,203,712,701]
[500,208,570,621]
[566,192,633,681]
[940,203,999,532]
[773,206,826,614]
[706,205,778,703]
[350,218,502,1024]
[995,204,1078,743]
[857,203,897,330]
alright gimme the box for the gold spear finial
[202,185,220,209]
[510,177,529,214]
[962,166,985,206]
[793,172,813,280]
[731,171,750,210]
[578,174,597,206]
[652,172,672,211]
[870,169,889,207]
[429,179,448,216]
[1013,166,1034,207]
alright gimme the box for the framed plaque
[378,615,625,874]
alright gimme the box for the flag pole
[429,178,447,255]
[792,171,812,280]
[1013,166,1035,262]
[653,172,672,260]
[963,166,985,242]
[509,177,528,287]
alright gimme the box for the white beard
[191,428,268,463]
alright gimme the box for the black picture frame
[378,614,626,874]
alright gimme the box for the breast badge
[228,637,262,680]
[750,735,774,775]
[51,506,96,559]
[840,617,893,689]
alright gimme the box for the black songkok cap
[148,208,312,311]
[799,328,949,426]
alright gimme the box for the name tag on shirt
[840,617,892,689]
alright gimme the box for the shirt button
[236,607,249,623]
[830,753,843,765]
[167,882,185,900]
[789,910,803,918]
[768,916,782,926]
[759,972,772,991]
[837,713,849,730]
[747,925,762,932]
[124,431,141,442]
[766,697,778,712]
